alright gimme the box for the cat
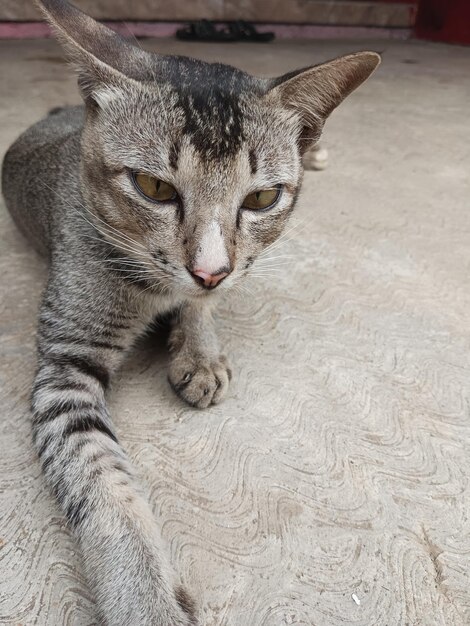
[1,0,380,623]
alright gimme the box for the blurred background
[0,0,469,45]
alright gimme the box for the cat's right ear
[269,52,381,153]
[35,0,154,106]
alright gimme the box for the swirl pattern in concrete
[0,37,469,625]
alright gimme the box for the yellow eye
[133,172,177,202]
[242,186,282,210]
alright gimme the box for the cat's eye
[132,172,177,203]
[242,186,282,211]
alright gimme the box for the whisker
[80,231,150,261]
[39,189,170,280]
[75,215,146,255]
[49,185,146,252]
[257,227,304,259]
[253,260,293,269]
[103,257,154,268]
[254,265,292,272]
[256,253,295,260]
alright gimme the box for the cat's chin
[188,285,230,303]
[190,288,219,300]
[172,278,230,301]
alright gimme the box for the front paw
[168,353,232,409]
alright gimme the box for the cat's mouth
[189,279,231,299]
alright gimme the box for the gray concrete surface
[1,37,470,626]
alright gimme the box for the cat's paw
[168,353,232,408]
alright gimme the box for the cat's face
[38,0,379,299]
[81,73,303,299]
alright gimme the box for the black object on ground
[227,21,275,42]
[176,20,235,42]
[176,20,275,43]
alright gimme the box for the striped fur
[1,1,380,623]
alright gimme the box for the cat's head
[37,0,380,299]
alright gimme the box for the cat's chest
[137,291,185,324]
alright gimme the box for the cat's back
[2,105,84,256]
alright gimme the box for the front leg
[168,303,231,408]
[33,263,196,626]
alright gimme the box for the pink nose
[190,267,230,289]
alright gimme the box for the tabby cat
[1,0,380,623]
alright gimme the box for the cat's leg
[32,270,196,626]
[302,142,329,171]
[168,303,231,409]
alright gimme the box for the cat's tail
[31,350,196,625]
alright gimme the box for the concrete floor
[1,36,470,626]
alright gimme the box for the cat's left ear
[269,51,380,153]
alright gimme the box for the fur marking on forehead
[157,57,265,161]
